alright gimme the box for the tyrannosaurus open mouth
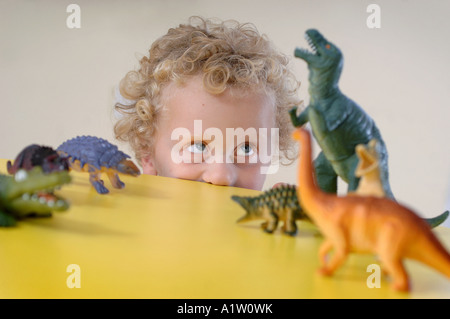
[294,29,342,69]
[295,29,326,60]
[297,31,320,57]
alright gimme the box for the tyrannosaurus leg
[314,152,338,194]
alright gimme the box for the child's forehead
[159,77,276,130]
[161,75,274,99]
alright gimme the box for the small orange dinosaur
[352,139,386,198]
[292,128,450,291]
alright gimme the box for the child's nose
[202,163,237,186]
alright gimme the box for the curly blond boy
[114,16,301,189]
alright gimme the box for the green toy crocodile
[289,29,448,228]
[0,167,71,226]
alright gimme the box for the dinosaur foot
[318,267,333,277]
[91,180,110,194]
[281,223,298,236]
[113,180,125,189]
[108,173,125,189]
[288,106,302,127]
[282,228,298,236]
[391,280,410,292]
[0,211,17,227]
[261,222,277,234]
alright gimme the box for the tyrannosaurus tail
[425,210,449,228]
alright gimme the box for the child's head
[114,16,301,190]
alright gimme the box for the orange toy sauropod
[292,128,450,291]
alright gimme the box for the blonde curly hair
[114,16,301,165]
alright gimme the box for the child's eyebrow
[178,129,265,145]
[190,135,209,143]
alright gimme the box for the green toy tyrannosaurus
[289,29,448,228]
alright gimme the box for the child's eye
[235,143,255,157]
[187,141,207,154]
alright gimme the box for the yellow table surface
[0,159,449,299]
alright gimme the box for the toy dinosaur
[233,138,447,235]
[232,184,311,236]
[290,28,392,197]
[7,144,69,174]
[57,135,141,194]
[0,167,71,226]
[289,28,448,228]
[292,127,450,292]
[352,139,385,197]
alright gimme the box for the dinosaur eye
[325,44,331,49]
[15,169,28,182]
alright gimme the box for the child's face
[141,76,277,190]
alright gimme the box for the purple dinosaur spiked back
[57,136,130,170]
[56,135,140,194]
